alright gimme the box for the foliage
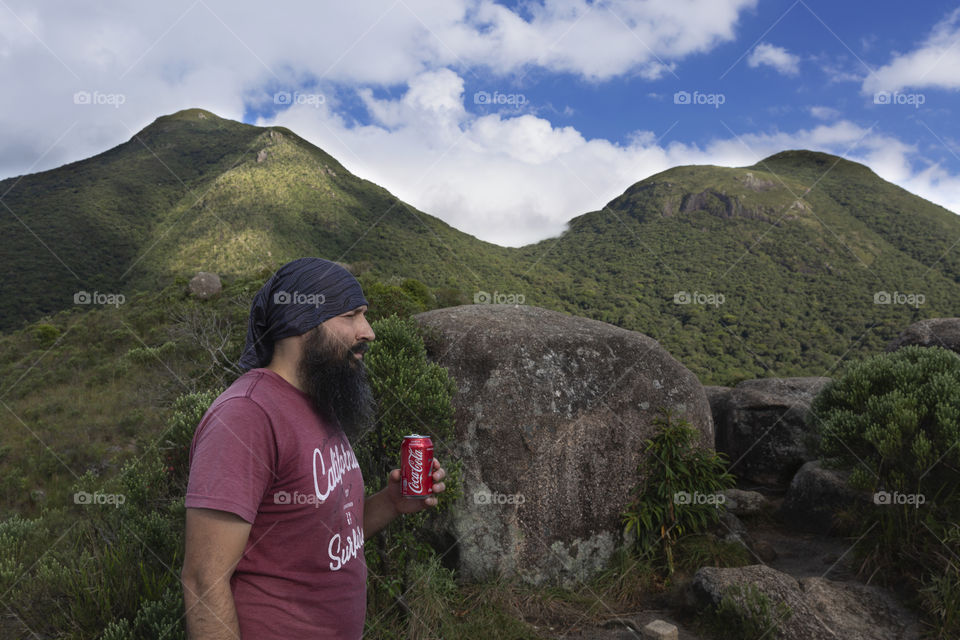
[359,314,462,626]
[814,346,960,494]
[4,111,960,387]
[0,376,213,637]
[919,539,960,640]
[360,275,433,321]
[98,585,185,640]
[30,322,61,348]
[811,346,960,636]
[0,270,471,638]
[622,410,735,575]
[699,583,793,640]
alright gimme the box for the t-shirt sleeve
[185,397,278,524]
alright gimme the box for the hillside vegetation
[2,109,958,388]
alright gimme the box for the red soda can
[401,434,433,498]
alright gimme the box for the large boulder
[413,304,712,586]
[887,317,960,354]
[703,385,731,434]
[713,377,830,487]
[778,461,872,534]
[688,565,920,640]
[188,271,222,299]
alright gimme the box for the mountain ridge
[2,108,958,383]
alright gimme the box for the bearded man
[181,257,446,639]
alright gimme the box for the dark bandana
[238,257,368,371]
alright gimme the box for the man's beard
[297,325,375,443]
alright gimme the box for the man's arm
[182,507,252,640]
[363,488,401,540]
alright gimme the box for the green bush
[622,410,735,575]
[812,346,960,637]
[158,389,222,492]
[30,322,61,348]
[0,386,206,639]
[361,277,433,321]
[814,346,960,494]
[359,314,462,633]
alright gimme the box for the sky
[1,0,959,247]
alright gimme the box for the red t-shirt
[186,368,367,639]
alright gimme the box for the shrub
[360,277,433,320]
[814,346,960,495]
[31,323,61,348]
[812,346,960,636]
[622,410,735,575]
[359,314,461,629]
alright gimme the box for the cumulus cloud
[747,42,801,75]
[2,1,959,250]
[262,70,960,246]
[863,8,960,93]
[0,0,758,179]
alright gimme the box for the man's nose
[357,316,375,342]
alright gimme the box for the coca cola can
[401,434,433,499]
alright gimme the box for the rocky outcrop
[713,377,830,487]
[413,304,712,586]
[887,317,960,354]
[703,385,731,427]
[721,488,769,516]
[688,565,920,640]
[778,461,872,534]
[188,271,221,299]
[740,172,776,191]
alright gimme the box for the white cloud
[2,1,959,251]
[262,70,960,247]
[863,8,960,93]
[747,42,801,75]
[0,0,758,180]
[809,106,841,120]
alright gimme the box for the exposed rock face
[413,304,712,586]
[188,271,221,299]
[721,488,769,516]
[713,377,830,487]
[688,565,920,640]
[800,577,923,640]
[778,461,872,534]
[888,317,960,354]
[679,189,778,222]
[741,172,776,191]
[703,386,731,435]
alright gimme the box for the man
[181,257,446,639]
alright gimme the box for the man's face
[297,306,376,442]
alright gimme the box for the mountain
[519,150,960,379]
[2,109,958,384]
[0,109,519,328]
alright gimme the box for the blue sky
[2,0,958,246]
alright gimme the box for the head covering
[238,257,368,371]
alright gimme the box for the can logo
[401,434,433,498]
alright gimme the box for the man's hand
[363,458,447,539]
[387,457,447,513]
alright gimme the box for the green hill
[2,113,959,637]
[2,109,959,386]
[0,109,518,327]
[519,151,960,379]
